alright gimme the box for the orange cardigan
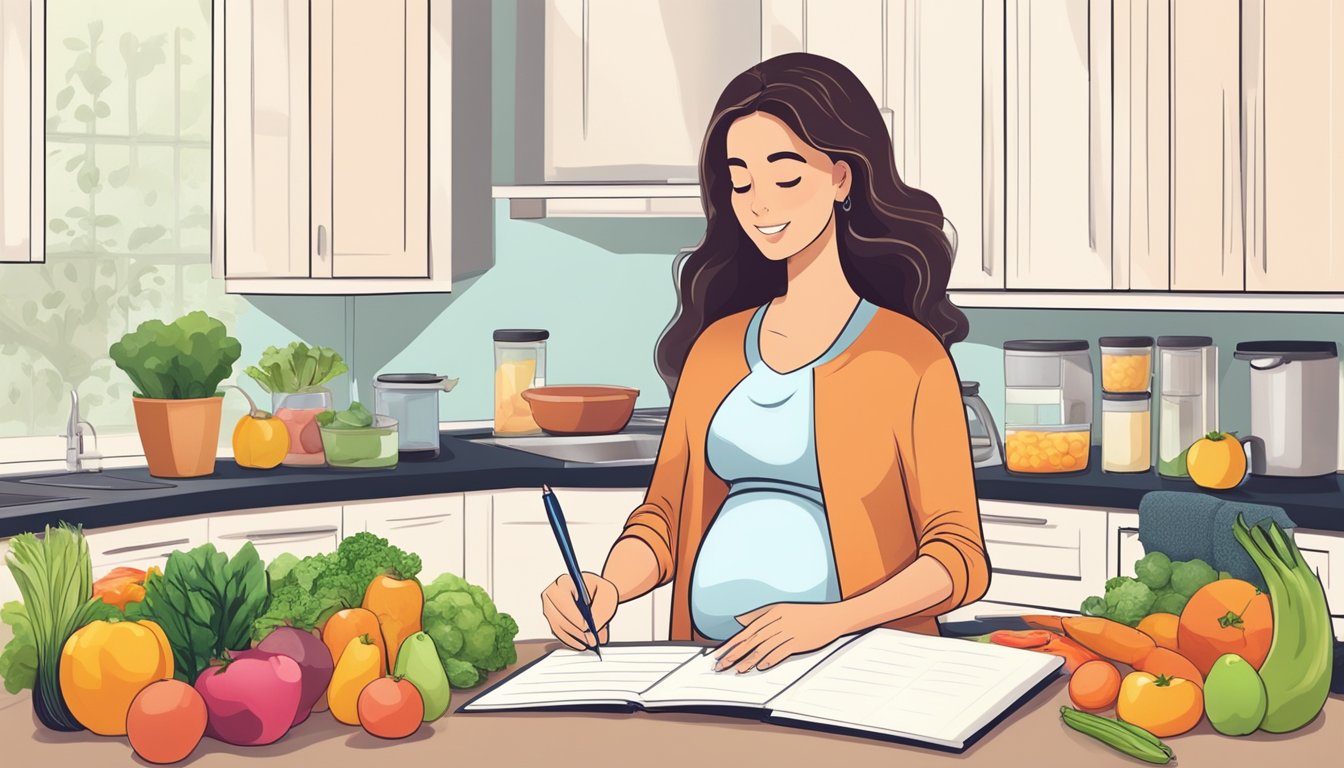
[618,305,990,640]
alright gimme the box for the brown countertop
[2,641,1339,766]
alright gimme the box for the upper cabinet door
[898,0,1005,290]
[1169,0,1242,290]
[0,0,42,264]
[1005,0,1112,290]
[217,0,310,279]
[313,0,429,279]
[1245,0,1344,292]
[544,0,761,183]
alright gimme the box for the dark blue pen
[541,484,603,659]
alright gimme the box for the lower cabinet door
[487,488,652,642]
[977,501,1108,612]
[343,495,466,584]
[210,505,343,562]
[84,517,211,580]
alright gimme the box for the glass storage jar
[273,388,333,466]
[1005,425,1091,474]
[1157,336,1218,478]
[1003,340,1093,473]
[1099,336,1154,394]
[493,329,548,437]
[1102,392,1152,473]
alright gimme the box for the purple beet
[195,651,303,746]
[256,627,335,726]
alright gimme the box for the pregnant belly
[690,492,839,640]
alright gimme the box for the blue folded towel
[1137,491,1296,590]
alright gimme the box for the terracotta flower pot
[132,396,223,478]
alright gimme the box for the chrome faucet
[66,390,102,473]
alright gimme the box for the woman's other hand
[541,572,619,650]
[713,602,851,673]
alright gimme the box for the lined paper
[640,636,857,709]
[462,645,703,711]
[766,630,1062,748]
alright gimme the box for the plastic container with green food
[317,406,399,469]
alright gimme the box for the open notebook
[460,629,1063,750]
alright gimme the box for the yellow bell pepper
[59,619,174,736]
[328,635,382,725]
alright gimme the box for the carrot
[322,608,387,675]
[989,629,1053,649]
[1061,616,1156,666]
[362,573,424,671]
[1135,646,1205,689]
[1041,635,1102,673]
[1021,614,1066,634]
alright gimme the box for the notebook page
[461,645,703,712]
[766,630,1062,748]
[640,635,858,709]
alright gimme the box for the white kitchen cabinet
[83,516,211,581]
[543,0,760,183]
[761,0,889,123]
[0,0,41,264]
[343,495,466,583]
[976,500,1108,612]
[1005,0,1112,290]
[209,505,343,562]
[483,487,666,642]
[211,0,490,293]
[1244,0,1344,292]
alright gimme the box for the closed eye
[777,177,802,188]
[732,183,752,194]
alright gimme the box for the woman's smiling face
[725,111,851,261]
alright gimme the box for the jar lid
[1102,391,1151,402]
[1099,336,1154,348]
[494,329,550,342]
[960,381,980,396]
[1003,339,1089,352]
[1157,335,1213,348]
[1233,340,1338,361]
[377,373,446,384]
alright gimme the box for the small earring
[842,196,852,212]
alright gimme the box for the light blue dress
[689,298,879,640]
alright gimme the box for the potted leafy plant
[244,342,348,466]
[109,311,242,477]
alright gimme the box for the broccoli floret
[423,572,519,688]
[1151,591,1189,616]
[1105,576,1137,592]
[1170,558,1218,598]
[1080,595,1109,618]
[1134,552,1173,591]
[1103,579,1156,626]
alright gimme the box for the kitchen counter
[1,640,1338,766]
[4,431,1344,537]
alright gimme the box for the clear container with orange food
[493,329,548,436]
[1005,425,1092,473]
[1099,336,1154,393]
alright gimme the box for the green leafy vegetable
[1134,552,1173,591]
[1170,558,1218,598]
[1151,590,1189,616]
[422,572,519,688]
[244,342,348,394]
[126,542,269,683]
[317,401,374,430]
[4,525,106,731]
[251,533,422,643]
[0,602,36,694]
[1082,555,1226,622]
[108,311,242,399]
[1103,579,1156,626]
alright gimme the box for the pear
[393,632,452,721]
[1204,653,1267,736]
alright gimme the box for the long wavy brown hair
[655,52,969,394]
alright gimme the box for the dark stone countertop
[2,434,1343,538]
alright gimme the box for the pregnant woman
[542,52,989,672]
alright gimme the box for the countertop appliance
[373,373,459,460]
[963,381,1003,469]
[1234,341,1339,477]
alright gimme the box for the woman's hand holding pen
[714,602,850,673]
[542,572,618,651]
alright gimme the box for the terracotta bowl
[520,385,641,435]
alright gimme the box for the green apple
[1204,653,1267,736]
[394,631,452,721]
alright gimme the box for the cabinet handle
[981,513,1051,527]
[218,526,339,541]
[102,538,190,556]
[581,0,589,139]
[386,513,454,524]
[317,225,327,259]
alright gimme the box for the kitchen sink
[0,491,78,509]
[18,473,176,491]
[470,432,661,466]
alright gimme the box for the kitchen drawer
[210,505,343,562]
[978,500,1108,612]
[344,495,465,583]
[84,517,211,580]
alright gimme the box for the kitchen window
[0,0,249,465]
